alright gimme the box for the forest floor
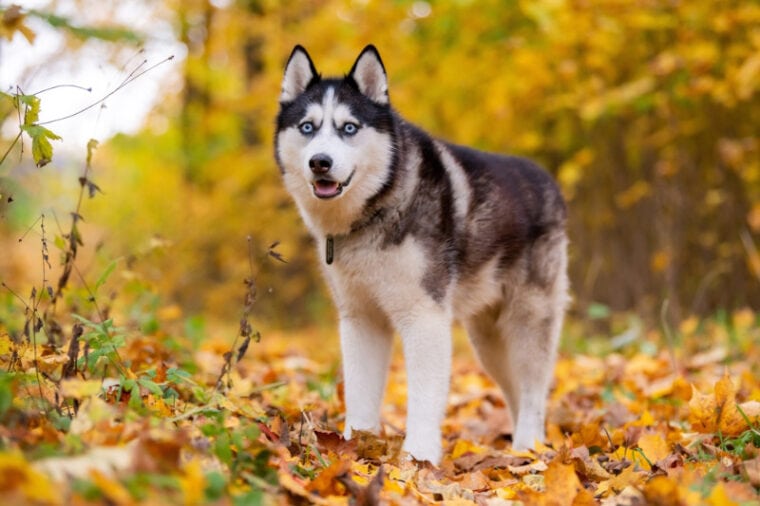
[0,303,759,505]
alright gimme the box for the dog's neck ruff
[324,207,386,265]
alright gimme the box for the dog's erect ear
[348,45,388,104]
[281,45,319,102]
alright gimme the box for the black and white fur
[275,45,568,464]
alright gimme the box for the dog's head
[275,46,395,217]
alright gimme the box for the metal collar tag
[325,235,334,265]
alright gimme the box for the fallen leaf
[337,465,384,505]
[743,457,760,487]
[636,433,670,471]
[517,460,583,506]
[642,475,682,506]
[179,459,206,506]
[706,481,739,506]
[715,373,747,436]
[0,451,61,505]
[34,443,136,482]
[60,378,102,399]
[89,469,133,505]
[307,457,351,496]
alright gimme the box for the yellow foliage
[54,0,754,322]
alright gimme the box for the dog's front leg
[340,313,393,439]
[398,312,452,464]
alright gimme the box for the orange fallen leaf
[689,384,718,433]
[517,460,583,506]
[307,457,351,496]
[643,475,682,506]
[689,372,758,436]
[457,470,490,492]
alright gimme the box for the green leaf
[137,378,163,397]
[128,387,142,410]
[587,302,611,320]
[29,10,143,43]
[53,235,66,251]
[18,94,41,125]
[86,139,99,165]
[204,471,227,501]
[95,259,119,290]
[214,432,233,466]
[21,124,62,167]
[121,378,136,392]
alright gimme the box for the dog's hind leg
[497,285,564,450]
[468,235,568,450]
[501,233,568,450]
[340,310,393,439]
[465,305,520,429]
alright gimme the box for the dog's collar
[324,207,386,265]
[325,234,335,265]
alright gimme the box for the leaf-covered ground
[0,307,759,505]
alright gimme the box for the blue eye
[299,122,314,134]
[342,123,359,135]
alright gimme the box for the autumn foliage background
[0,1,759,504]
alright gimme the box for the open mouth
[311,171,355,199]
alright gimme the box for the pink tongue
[314,180,340,197]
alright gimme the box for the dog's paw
[402,437,442,465]
[511,429,544,452]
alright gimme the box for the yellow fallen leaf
[643,475,680,505]
[383,465,411,495]
[0,334,13,355]
[450,438,485,459]
[636,433,670,470]
[630,409,656,427]
[714,374,744,435]
[350,461,373,486]
[0,451,61,505]
[60,378,102,399]
[179,459,206,506]
[90,468,133,505]
[689,384,717,433]
[596,466,646,497]
[706,481,739,506]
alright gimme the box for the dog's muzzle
[312,170,355,199]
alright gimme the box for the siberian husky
[275,45,568,464]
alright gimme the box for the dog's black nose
[309,153,333,174]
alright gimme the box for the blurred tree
[4,0,759,327]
